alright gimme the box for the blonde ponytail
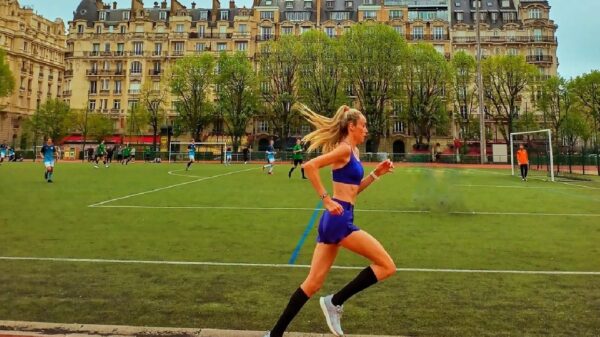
[296,104,363,153]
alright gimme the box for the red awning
[61,135,159,144]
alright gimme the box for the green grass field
[1,161,599,337]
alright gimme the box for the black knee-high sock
[187,161,192,168]
[289,166,295,174]
[270,287,310,337]
[331,266,378,306]
[301,168,305,177]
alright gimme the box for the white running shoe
[320,295,344,336]
[263,332,270,337]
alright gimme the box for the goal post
[510,129,554,182]
[168,141,227,163]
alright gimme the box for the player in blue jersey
[0,143,6,164]
[224,147,232,166]
[186,139,196,171]
[40,137,59,183]
[262,139,276,175]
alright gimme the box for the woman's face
[349,115,368,145]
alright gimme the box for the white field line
[560,181,600,190]
[0,256,598,276]
[88,168,256,207]
[89,204,600,217]
[167,169,206,179]
[454,184,581,190]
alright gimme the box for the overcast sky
[18,0,599,79]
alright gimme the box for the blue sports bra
[332,151,364,185]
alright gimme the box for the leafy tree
[569,70,600,174]
[28,99,73,142]
[341,23,406,152]
[298,30,346,116]
[0,49,15,99]
[170,54,215,141]
[402,43,452,146]
[139,79,167,151]
[259,35,301,148]
[451,51,478,140]
[481,55,538,144]
[87,113,114,143]
[216,52,258,152]
[126,104,148,139]
[537,76,571,158]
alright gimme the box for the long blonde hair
[297,104,364,153]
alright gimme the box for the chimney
[229,0,235,9]
[153,1,159,8]
[191,2,196,9]
[211,0,221,21]
[131,0,144,14]
[171,0,185,12]
[252,0,260,7]
[161,1,167,9]
[112,1,117,9]
[95,0,104,10]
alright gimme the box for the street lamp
[475,0,487,164]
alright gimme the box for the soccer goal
[168,141,227,163]
[510,129,554,182]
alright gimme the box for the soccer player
[121,144,130,165]
[517,144,529,181]
[94,140,108,168]
[186,139,196,171]
[128,146,136,164]
[106,145,114,164]
[288,138,306,179]
[262,139,276,175]
[40,137,58,183]
[225,147,232,165]
[242,146,250,164]
[263,105,395,337]
[0,143,6,164]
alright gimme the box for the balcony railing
[404,34,449,41]
[99,89,111,95]
[256,34,276,41]
[453,36,557,44]
[171,50,185,56]
[110,109,123,114]
[189,32,233,39]
[62,90,72,96]
[113,90,122,94]
[526,55,553,63]
[129,70,143,76]
[152,51,167,57]
[128,89,141,95]
[149,69,162,76]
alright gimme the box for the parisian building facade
[0,0,557,152]
[0,0,66,146]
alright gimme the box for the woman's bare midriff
[332,182,359,205]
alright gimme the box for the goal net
[168,141,227,163]
[510,129,554,182]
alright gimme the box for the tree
[562,110,591,172]
[298,30,346,116]
[402,43,452,146]
[537,76,571,160]
[259,35,301,149]
[216,52,258,152]
[451,51,478,140]
[87,113,114,142]
[126,104,148,139]
[139,79,167,151]
[28,99,73,142]
[0,49,15,99]
[170,54,215,141]
[481,55,538,144]
[341,23,406,152]
[570,70,600,175]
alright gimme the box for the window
[363,11,376,19]
[285,12,311,21]
[217,43,227,51]
[220,10,229,21]
[260,11,274,20]
[154,43,162,55]
[77,25,84,33]
[300,26,310,34]
[120,25,126,34]
[114,80,122,93]
[389,10,402,20]
[174,42,184,53]
[501,0,509,7]
[286,0,293,8]
[159,11,167,20]
[116,43,124,55]
[128,99,139,109]
[412,27,424,40]
[123,11,130,20]
[130,61,142,74]
[199,11,208,20]
[129,82,140,95]
[456,12,463,21]
[502,12,516,22]
[433,27,444,40]
[96,25,102,34]
[133,42,143,55]
[89,81,97,94]
[363,0,373,4]
[153,61,161,73]
[239,24,247,33]
[393,26,403,35]
[472,0,481,8]
[104,43,110,52]
[113,99,121,109]
[345,1,353,8]
[92,43,100,53]
[236,41,248,51]
[258,120,269,133]
[99,99,108,110]
[331,12,350,20]
[508,48,518,56]
[108,25,114,33]
[195,43,205,52]
[326,1,334,8]
[533,28,542,42]
[282,26,293,35]
[102,61,110,70]
[325,27,335,37]
[491,12,497,22]
[260,27,272,38]
[153,81,160,91]
[393,121,404,134]
[88,100,96,110]
[304,1,312,9]
[99,11,106,20]
[176,24,184,32]
[198,25,206,37]
[529,8,541,19]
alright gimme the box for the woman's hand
[374,159,395,177]
[323,197,344,215]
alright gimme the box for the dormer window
[123,11,130,20]
[77,24,84,33]
[529,8,541,19]
[266,0,272,5]
[159,11,167,20]
[220,10,229,21]
[99,11,106,20]
[326,1,334,8]
[199,11,208,20]
[345,1,353,8]
[304,1,312,9]
[260,11,274,20]
[286,0,293,8]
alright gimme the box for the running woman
[94,140,108,168]
[264,105,395,337]
[288,138,306,179]
[40,137,59,183]
[262,139,276,175]
[186,139,196,171]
